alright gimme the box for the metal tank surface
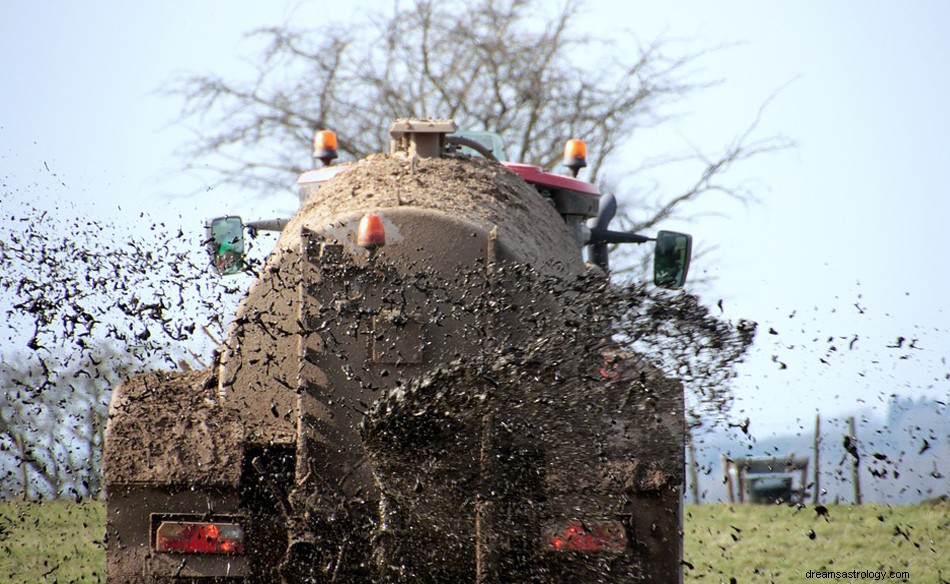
[103,119,691,583]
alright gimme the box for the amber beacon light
[357,214,386,250]
[562,139,588,178]
[313,130,339,167]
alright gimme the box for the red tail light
[155,521,245,554]
[546,521,626,552]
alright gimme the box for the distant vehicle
[723,456,809,505]
[103,119,692,582]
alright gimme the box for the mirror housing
[207,216,246,275]
[653,230,692,289]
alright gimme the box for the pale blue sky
[2,1,949,435]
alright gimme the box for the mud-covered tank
[103,119,689,583]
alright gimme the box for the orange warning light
[313,130,339,166]
[357,214,386,249]
[563,139,588,177]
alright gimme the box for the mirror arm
[587,228,653,273]
[587,228,653,245]
[245,218,289,232]
[590,243,610,272]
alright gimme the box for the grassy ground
[0,498,105,583]
[684,501,950,583]
[0,499,947,582]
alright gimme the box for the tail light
[545,520,626,553]
[155,520,245,555]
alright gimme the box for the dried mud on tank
[103,369,246,487]
[290,154,581,271]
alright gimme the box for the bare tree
[171,0,786,232]
[0,346,141,500]
[0,354,70,498]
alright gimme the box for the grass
[0,499,947,582]
[0,498,105,583]
[684,501,950,583]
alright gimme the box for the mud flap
[103,370,249,582]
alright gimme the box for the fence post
[687,428,701,504]
[847,416,862,505]
[722,455,735,504]
[813,413,821,504]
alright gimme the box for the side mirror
[653,230,692,289]
[207,216,245,275]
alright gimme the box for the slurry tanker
[104,119,692,583]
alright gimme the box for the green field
[684,502,950,583]
[0,500,947,582]
[0,499,105,583]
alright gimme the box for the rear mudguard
[103,370,251,582]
